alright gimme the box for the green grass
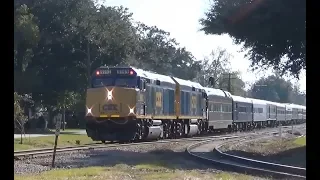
[293,136,306,146]
[14,134,96,151]
[134,160,173,170]
[14,165,257,180]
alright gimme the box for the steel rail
[186,132,306,179]
[14,134,239,159]
[214,136,306,177]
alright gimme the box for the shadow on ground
[224,146,306,168]
[46,149,281,179]
[49,149,217,171]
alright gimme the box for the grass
[14,164,257,180]
[224,135,306,168]
[266,135,306,151]
[236,135,306,155]
[14,134,96,151]
[293,136,306,146]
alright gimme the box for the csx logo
[103,104,118,111]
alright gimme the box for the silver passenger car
[204,87,233,131]
[231,95,254,130]
[249,98,267,128]
[284,103,293,122]
[276,103,286,123]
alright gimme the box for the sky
[102,0,306,92]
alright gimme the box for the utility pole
[86,40,91,88]
[228,73,231,92]
[208,72,236,92]
[223,73,237,93]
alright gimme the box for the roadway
[14,129,86,139]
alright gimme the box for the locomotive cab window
[92,68,138,88]
[92,77,138,88]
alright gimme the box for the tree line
[14,0,305,131]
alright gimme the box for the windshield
[92,77,137,88]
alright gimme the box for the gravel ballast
[15,123,306,177]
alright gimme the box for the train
[85,66,306,143]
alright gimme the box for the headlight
[86,106,93,116]
[106,89,113,100]
[129,106,135,115]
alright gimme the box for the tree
[290,82,306,106]
[68,5,140,87]
[13,0,208,130]
[249,75,295,103]
[200,0,306,77]
[131,23,199,80]
[194,47,232,87]
[14,92,27,144]
[219,71,247,96]
[14,4,40,73]
[14,4,41,94]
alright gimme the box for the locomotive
[85,66,306,143]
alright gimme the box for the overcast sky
[102,0,306,92]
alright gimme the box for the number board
[99,69,112,75]
[102,104,119,112]
[191,95,197,109]
[156,92,162,107]
[117,69,129,75]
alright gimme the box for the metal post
[51,135,59,168]
[52,119,61,168]
[62,104,66,131]
[279,123,282,140]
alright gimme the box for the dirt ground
[220,134,306,168]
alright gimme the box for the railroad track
[14,134,241,159]
[14,125,300,160]
[186,131,306,180]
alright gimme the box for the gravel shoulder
[15,125,305,179]
[219,125,306,168]
[15,165,258,180]
[15,140,264,180]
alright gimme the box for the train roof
[131,67,175,84]
[264,101,279,106]
[132,67,203,89]
[276,103,286,108]
[231,95,252,103]
[288,103,306,110]
[203,87,231,97]
[172,77,204,89]
[248,98,268,105]
[285,104,293,111]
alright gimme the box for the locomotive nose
[86,86,137,118]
